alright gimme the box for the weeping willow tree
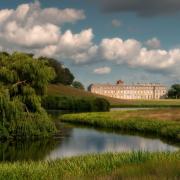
[0,52,56,139]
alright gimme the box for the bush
[42,96,110,112]
[92,98,110,112]
[42,96,74,110]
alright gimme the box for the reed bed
[0,151,179,179]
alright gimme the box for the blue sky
[0,0,180,87]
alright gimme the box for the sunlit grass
[0,151,179,179]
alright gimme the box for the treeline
[38,56,85,89]
[8,52,84,88]
[168,84,180,99]
[39,57,75,85]
[42,96,110,112]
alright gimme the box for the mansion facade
[89,80,167,100]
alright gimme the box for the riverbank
[0,151,179,179]
[61,108,180,142]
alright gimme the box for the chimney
[116,80,124,85]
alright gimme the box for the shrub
[42,96,110,112]
[93,98,110,112]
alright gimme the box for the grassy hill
[47,84,125,105]
[48,84,180,107]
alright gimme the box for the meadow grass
[60,109,180,142]
[111,99,180,108]
[0,151,179,179]
[48,84,180,107]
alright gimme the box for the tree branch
[12,80,27,87]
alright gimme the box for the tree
[72,81,85,90]
[38,57,74,85]
[0,52,56,139]
[168,84,180,99]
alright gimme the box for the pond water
[0,122,179,162]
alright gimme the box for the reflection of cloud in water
[45,128,179,160]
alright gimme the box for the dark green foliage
[73,99,91,112]
[72,81,85,90]
[168,84,180,99]
[0,52,56,139]
[39,57,74,85]
[42,96,74,110]
[42,95,110,112]
[93,98,110,112]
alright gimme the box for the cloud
[99,38,141,64]
[1,22,60,48]
[0,1,97,64]
[38,28,98,64]
[101,0,180,17]
[93,67,111,74]
[112,19,122,27]
[145,38,161,49]
[0,1,85,49]
[0,1,85,26]
[98,37,180,77]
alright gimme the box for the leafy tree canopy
[72,81,85,90]
[168,84,180,99]
[38,57,74,85]
[0,52,56,139]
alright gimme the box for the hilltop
[47,84,124,105]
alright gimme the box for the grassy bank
[61,109,180,142]
[111,99,180,108]
[0,151,179,179]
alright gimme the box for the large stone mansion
[89,80,167,100]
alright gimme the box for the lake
[0,122,179,162]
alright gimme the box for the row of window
[95,90,166,94]
[94,86,166,91]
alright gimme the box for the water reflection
[45,127,179,160]
[0,124,179,162]
[0,139,59,161]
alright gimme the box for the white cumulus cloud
[98,37,180,77]
[93,67,111,74]
[145,37,161,49]
[0,1,85,49]
[0,1,98,64]
[99,38,141,64]
[38,28,98,64]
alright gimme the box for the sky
[0,0,180,87]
